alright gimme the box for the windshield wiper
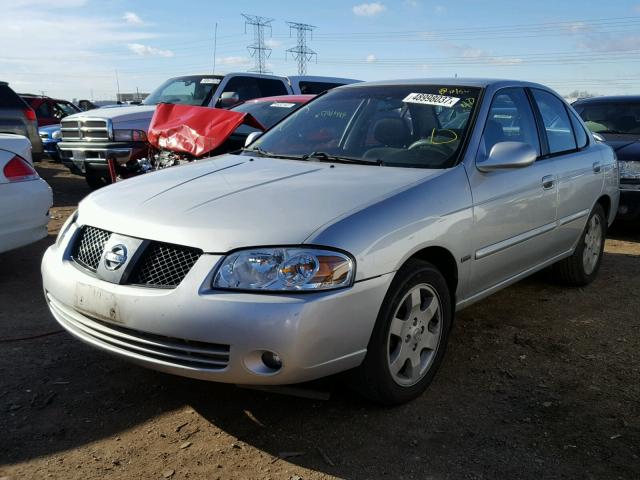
[243,147,304,160]
[301,151,384,166]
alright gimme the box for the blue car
[39,124,62,161]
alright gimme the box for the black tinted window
[256,78,289,97]
[0,85,28,109]
[484,88,540,155]
[531,89,576,154]
[222,77,288,102]
[299,81,342,94]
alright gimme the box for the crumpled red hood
[147,103,264,157]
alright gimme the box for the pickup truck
[58,72,360,188]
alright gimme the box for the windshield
[143,75,223,106]
[246,85,481,168]
[575,102,640,135]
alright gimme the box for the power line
[242,13,274,74]
[285,21,317,76]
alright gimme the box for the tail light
[3,155,38,182]
[23,108,37,122]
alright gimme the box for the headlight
[618,160,640,180]
[39,131,49,139]
[213,248,354,291]
[56,209,78,247]
[113,129,147,142]
[52,130,62,139]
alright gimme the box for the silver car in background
[42,79,618,405]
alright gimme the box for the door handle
[592,161,601,173]
[542,175,554,189]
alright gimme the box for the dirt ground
[1,160,639,480]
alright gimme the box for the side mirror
[245,131,262,147]
[218,92,240,109]
[477,141,537,172]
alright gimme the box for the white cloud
[366,54,377,63]
[218,56,251,66]
[404,0,419,6]
[123,11,143,25]
[577,33,640,52]
[265,38,282,49]
[127,43,173,57]
[434,5,446,13]
[441,42,522,65]
[635,4,640,12]
[353,2,386,16]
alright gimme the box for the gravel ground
[1,160,638,480]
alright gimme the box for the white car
[0,134,52,253]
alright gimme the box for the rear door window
[569,110,589,149]
[531,89,577,154]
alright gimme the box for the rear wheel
[352,259,452,405]
[553,204,606,286]
[85,172,110,190]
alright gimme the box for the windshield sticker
[403,93,460,108]
[438,87,471,96]
[270,102,296,108]
[200,78,221,84]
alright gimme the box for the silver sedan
[42,79,618,405]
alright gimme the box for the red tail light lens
[23,108,37,122]
[3,155,38,182]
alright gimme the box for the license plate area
[74,282,121,324]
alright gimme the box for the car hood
[65,105,157,123]
[78,154,443,252]
[602,136,640,161]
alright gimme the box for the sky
[1,0,639,100]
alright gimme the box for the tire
[351,258,452,405]
[85,172,111,190]
[553,203,606,286]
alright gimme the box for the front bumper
[41,241,392,385]
[617,183,640,221]
[58,141,148,176]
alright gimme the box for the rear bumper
[0,178,52,253]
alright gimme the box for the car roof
[242,94,315,104]
[20,93,70,102]
[573,95,640,105]
[340,77,549,90]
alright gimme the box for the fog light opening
[244,350,284,376]
[261,351,283,370]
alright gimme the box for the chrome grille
[129,243,202,288]
[61,118,110,142]
[47,294,230,370]
[71,226,110,271]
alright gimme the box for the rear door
[466,87,558,295]
[528,88,603,253]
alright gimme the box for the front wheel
[553,203,606,286]
[352,259,452,405]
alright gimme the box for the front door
[466,87,558,296]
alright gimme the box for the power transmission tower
[286,22,317,76]
[242,14,274,74]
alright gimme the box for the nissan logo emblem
[104,244,128,271]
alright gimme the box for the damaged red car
[111,95,314,180]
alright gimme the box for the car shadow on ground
[2,249,638,479]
